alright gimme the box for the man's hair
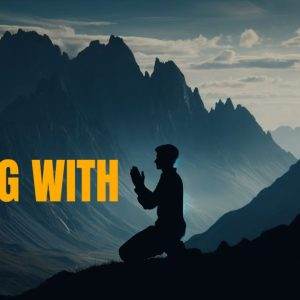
[155,144,179,165]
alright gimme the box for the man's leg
[165,241,186,259]
[162,227,186,259]
[119,226,164,262]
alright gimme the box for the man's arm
[130,166,159,210]
[134,184,159,210]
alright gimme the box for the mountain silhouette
[0,29,68,110]
[3,214,300,299]
[187,159,300,251]
[271,126,300,158]
[0,30,296,295]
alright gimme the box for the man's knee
[119,238,140,262]
[119,226,165,262]
[119,242,131,262]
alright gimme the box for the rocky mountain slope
[187,160,300,251]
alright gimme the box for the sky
[0,0,300,130]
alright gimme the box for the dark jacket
[134,168,186,238]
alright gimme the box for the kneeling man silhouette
[119,144,186,262]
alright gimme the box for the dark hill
[4,214,300,299]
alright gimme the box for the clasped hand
[130,166,145,187]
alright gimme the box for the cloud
[282,28,300,47]
[199,75,282,89]
[48,19,113,27]
[0,14,114,28]
[0,19,229,60]
[213,49,236,62]
[190,50,300,69]
[238,75,280,83]
[239,29,261,48]
[117,35,225,57]
[199,80,244,89]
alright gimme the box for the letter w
[32,160,65,202]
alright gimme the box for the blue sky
[1,0,300,129]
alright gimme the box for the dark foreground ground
[2,215,300,299]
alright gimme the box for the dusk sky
[1,0,300,129]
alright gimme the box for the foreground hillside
[4,214,300,299]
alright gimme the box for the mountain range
[187,159,300,251]
[0,29,296,295]
[271,126,300,158]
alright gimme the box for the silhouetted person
[119,144,186,262]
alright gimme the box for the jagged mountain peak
[1,30,12,41]
[74,35,142,79]
[266,130,272,138]
[151,57,185,85]
[89,39,103,48]
[0,29,58,51]
[108,34,125,46]
[0,30,69,64]
[0,29,69,110]
[193,87,200,96]
[225,97,234,109]
[192,87,204,104]
[215,98,224,107]
[106,34,134,56]
[77,35,132,59]
[153,58,183,75]
[76,39,106,59]
[211,98,235,113]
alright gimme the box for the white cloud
[282,28,300,47]
[213,49,236,62]
[199,75,282,89]
[47,19,113,27]
[0,20,231,65]
[190,50,300,69]
[199,80,244,89]
[117,34,225,57]
[239,29,261,48]
[0,14,114,28]
[238,75,281,83]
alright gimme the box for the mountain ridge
[186,159,300,251]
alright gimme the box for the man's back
[155,168,186,238]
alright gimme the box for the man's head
[154,144,179,170]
